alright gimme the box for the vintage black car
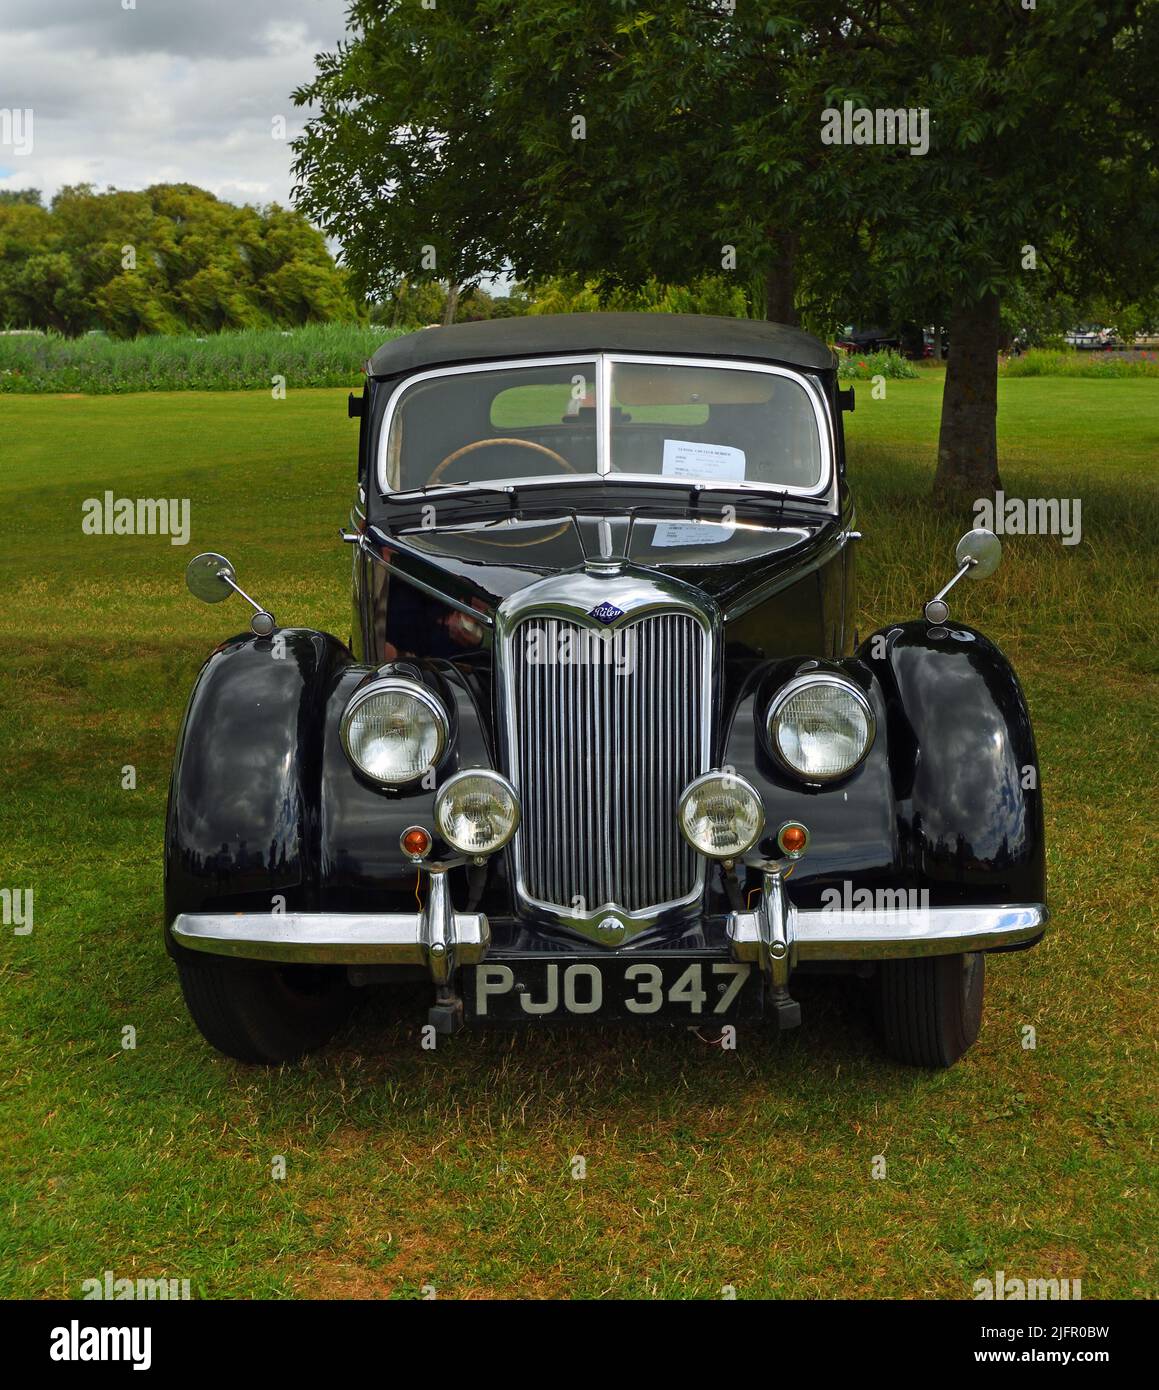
[166,313,1047,1069]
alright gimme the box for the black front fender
[862,621,1045,905]
[720,621,1045,908]
[164,629,354,937]
[164,631,501,950]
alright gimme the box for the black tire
[876,952,984,1069]
[175,956,354,1064]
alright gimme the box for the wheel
[875,952,984,1068]
[175,956,354,1064]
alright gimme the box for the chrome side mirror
[924,528,1002,624]
[185,552,276,637]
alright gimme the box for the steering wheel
[427,437,577,487]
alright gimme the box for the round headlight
[677,771,765,859]
[435,770,520,856]
[340,679,449,786]
[767,675,874,782]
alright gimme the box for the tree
[847,1,1159,500]
[291,3,526,317]
[0,184,359,335]
[14,252,86,334]
[0,197,54,326]
[291,3,871,323]
[292,1,1159,497]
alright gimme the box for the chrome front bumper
[726,870,1047,987]
[170,871,487,984]
[171,874,1047,987]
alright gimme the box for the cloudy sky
[0,0,351,208]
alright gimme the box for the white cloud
[0,0,351,208]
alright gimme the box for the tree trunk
[441,281,460,326]
[933,291,1002,505]
[763,232,798,325]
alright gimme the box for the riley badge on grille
[587,601,624,625]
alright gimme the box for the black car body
[166,313,1047,1068]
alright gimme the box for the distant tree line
[0,184,358,337]
[2,183,1148,355]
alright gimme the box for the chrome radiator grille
[506,611,708,916]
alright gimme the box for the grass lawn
[1,374,1155,1299]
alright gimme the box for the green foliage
[854,5,1158,327]
[999,272,1080,350]
[999,251,1159,351]
[1083,294,1159,347]
[292,2,1159,328]
[290,0,1159,493]
[369,277,537,327]
[1001,349,1159,379]
[0,323,400,393]
[372,276,450,328]
[290,1,848,312]
[837,350,919,381]
[0,184,359,337]
[524,274,749,318]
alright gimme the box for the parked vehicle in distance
[835,323,943,360]
[1064,324,1117,349]
[835,324,901,354]
[166,313,1048,1070]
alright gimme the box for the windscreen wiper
[388,481,520,507]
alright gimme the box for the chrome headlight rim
[339,677,450,788]
[676,769,766,860]
[434,767,521,857]
[766,672,876,784]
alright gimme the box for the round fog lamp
[435,770,520,856]
[677,771,765,859]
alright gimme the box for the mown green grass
[0,376,1155,1299]
[0,322,406,394]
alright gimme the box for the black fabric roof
[367,312,835,377]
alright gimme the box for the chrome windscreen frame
[493,569,719,949]
[375,352,837,507]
